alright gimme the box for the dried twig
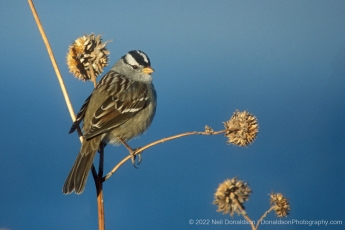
[27,0,84,142]
[233,199,256,230]
[103,128,239,181]
[255,206,276,230]
[28,1,104,229]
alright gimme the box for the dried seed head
[213,177,252,216]
[224,110,258,147]
[270,193,290,217]
[67,33,110,81]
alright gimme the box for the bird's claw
[130,148,143,168]
[118,138,143,168]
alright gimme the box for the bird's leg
[98,142,107,153]
[118,138,143,167]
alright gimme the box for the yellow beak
[142,67,155,74]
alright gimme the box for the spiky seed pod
[270,193,290,217]
[213,177,252,216]
[67,33,110,81]
[224,110,258,147]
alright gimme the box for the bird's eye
[131,65,138,69]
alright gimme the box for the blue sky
[1,1,345,229]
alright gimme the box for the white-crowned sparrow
[63,50,157,194]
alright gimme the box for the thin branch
[89,62,97,88]
[91,146,105,230]
[27,0,83,142]
[233,199,256,230]
[255,206,276,230]
[28,2,104,228]
[103,128,239,181]
[242,214,256,230]
[96,144,105,230]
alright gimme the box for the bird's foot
[118,138,143,168]
[130,148,143,168]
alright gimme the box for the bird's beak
[142,67,154,74]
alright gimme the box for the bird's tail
[63,136,102,194]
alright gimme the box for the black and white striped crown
[122,50,151,67]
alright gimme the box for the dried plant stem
[89,65,104,230]
[89,62,97,88]
[233,199,256,230]
[92,145,105,230]
[91,79,105,230]
[92,169,105,230]
[103,128,239,181]
[27,0,83,142]
[91,164,104,230]
[28,1,104,229]
[255,206,276,230]
[88,68,104,230]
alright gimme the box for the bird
[63,50,157,194]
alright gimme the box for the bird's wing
[69,94,92,134]
[83,71,150,140]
